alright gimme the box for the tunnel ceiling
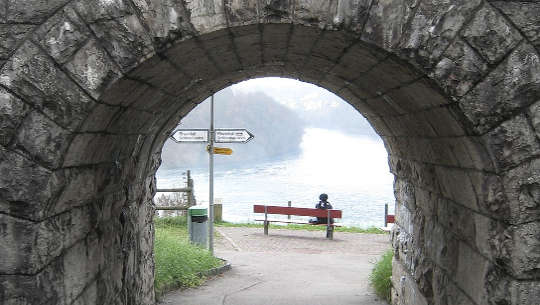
[1,1,539,305]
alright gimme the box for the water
[156,128,396,228]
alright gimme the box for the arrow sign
[215,129,254,143]
[170,129,208,143]
[206,145,233,155]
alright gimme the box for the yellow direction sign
[206,145,233,155]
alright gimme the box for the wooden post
[287,201,291,220]
[264,205,269,235]
[187,170,194,207]
[384,203,388,227]
[326,209,333,240]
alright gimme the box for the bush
[370,249,393,303]
[153,216,222,300]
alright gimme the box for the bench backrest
[253,205,342,218]
[386,214,395,224]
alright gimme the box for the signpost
[169,95,255,256]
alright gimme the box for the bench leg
[326,225,334,239]
[264,221,269,235]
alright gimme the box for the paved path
[160,227,391,305]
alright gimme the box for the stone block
[455,241,490,305]
[391,258,429,305]
[200,32,242,73]
[79,104,120,133]
[32,5,91,65]
[385,78,451,113]
[502,221,540,279]
[107,108,157,134]
[72,280,97,305]
[63,40,122,100]
[0,259,65,305]
[4,0,68,23]
[262,24,289,63]
[186,0,228,33]
[395,178,416,211]
[130,0,195,47]
[0,146,63,220]
[423,106,466,137]
[293,0,336,26]
[503,158,540,224]
[0,24,35,60]
[0,87,29,146]
[398,0,482,69]
[333,0,372,32]
[0,41,96,131]
[485,114,540,171]
[63,234,102,304]
[224,0,259,25]
[331,44,382,81]
[259,0,293,22]
[424,220,459,278]
[361,0,416,51]
[461,4,522,64]
[99,78,152,106]
[234,32,263,67]
[73,0,154,71]
[431,38,489,98]
[128,56,192,97]
[15,110,72,169]
[492,1,540,51]
[434,166,478,211]
[529,101,540,140]
[166,39,221,81]
[62,133,137,167]
[468,171,510,220]
[460,43,540,133]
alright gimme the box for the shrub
[370,249,393,303]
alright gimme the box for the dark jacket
[315,201,333,224]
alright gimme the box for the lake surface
[156,128,396,228]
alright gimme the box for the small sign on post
[206,145,233,155]
[170,129,208,143]
[215,129,254,143]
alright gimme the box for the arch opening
[1,2,539,305]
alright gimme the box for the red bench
[384,203,395,227]
[253,205,342,239]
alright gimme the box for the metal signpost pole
[208,95,215,255]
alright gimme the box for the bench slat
[254,219,343,226]
[253,205,342,218]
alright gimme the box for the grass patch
[215,221,388,234]
[369,249,393,303]
[154,216,222,300]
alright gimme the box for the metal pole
[208,95,215,255]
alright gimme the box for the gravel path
[161,227,392,305]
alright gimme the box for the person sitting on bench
[309,193,334,224]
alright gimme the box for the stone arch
[1,1,539,305]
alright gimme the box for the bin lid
[188,206,208,216]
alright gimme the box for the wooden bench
[384,203,395,228]
[253,205,342,239]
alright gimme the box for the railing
[155,170,196,212]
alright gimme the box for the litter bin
[187,206,208,248]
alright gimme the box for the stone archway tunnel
[1,0,539,304]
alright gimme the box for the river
[156,128,395,228]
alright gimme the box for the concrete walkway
[160,227,391,305]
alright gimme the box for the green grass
[369,249,394,303]
[215,220,388,234]
[153,216,222,300]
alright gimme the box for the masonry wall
[0,1,539,305]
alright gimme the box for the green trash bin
[187,206,208,248]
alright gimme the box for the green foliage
[369,250,394,303]
[153,217,221,300]
[215,221,388,234]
